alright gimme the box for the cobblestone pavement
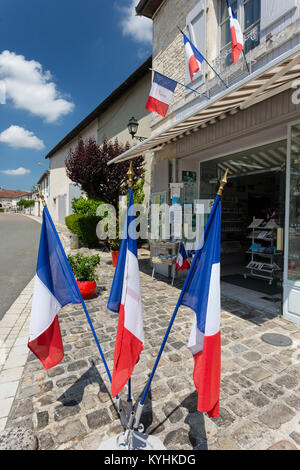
[4,250,300,450]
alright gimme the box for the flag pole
[126,162,134,415]
[178,27,229,89]
[242,49,250,74]
[37,187,127,428]
[133,169,229,431]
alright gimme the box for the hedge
[65,214,101,247]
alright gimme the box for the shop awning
[108,48,300,166]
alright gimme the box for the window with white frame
[219,0,261,69]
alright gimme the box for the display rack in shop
[151,241,180,285]
[244,217,282,285]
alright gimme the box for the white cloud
[0,51,74,123]
[0,125,45,150]
[118,0,152,44]
[1,167,31,176]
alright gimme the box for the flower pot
[111,250,119,267]
[77,280,97,300]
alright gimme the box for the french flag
[28,207,81,370]
[180,195,222,417]
[108,188,144,398]
[176,243,191,271]
[146,71,177,117]
[227,0,244,63]
[182,32,204,82]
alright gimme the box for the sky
[0,0,152,191]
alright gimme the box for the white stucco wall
[48,120,98,222]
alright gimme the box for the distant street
[0,213,41,321]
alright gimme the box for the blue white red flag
[28,207,81,370]
[146,71,177,117]
[180,195,222,417]
[182,32,205,82]
[226,0,244,63]
[108,188,144,397]
[176,243,191,271]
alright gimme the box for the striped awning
[109,48,300,165]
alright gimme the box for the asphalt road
[0,213,41,321]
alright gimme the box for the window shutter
[186,0,207,85]
[261,0,298,31]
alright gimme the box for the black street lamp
[127,117,147,142]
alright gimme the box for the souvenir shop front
[150,114,300,324]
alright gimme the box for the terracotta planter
[77,280,97,300]
[111,250,119,267]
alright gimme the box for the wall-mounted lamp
[127,117,147,142]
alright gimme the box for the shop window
[186,1,206,85]
[288,124,300,283]
[219,0,261,70]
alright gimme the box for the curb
[0,277,35,431]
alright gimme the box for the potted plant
[108,238,121,267]
[67,253,100,300]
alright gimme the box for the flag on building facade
[182,31,205,82]
[226,0,244,63]
[180,195,222,417]
[146,71,177,117]
[176,243,191,271]
[28,207,81,370]
[107,188,144,398]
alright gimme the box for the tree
[65,137,144,208]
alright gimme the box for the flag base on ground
[97,431,166,451]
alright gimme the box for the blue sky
[0,0,152,190]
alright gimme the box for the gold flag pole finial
[37,185,47,207]
[217,169,229,197]
[127,161,134,188]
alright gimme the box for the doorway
[200,140,287,314]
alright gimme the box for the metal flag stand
[37,186,127,430]
[98,169,229,451]
[98,163,166,450]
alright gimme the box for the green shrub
[65,214,101,247]
[67,253,100,281]
[71,197,104,216]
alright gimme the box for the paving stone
[226,398,251,417]
[242,351,262,362]
[231,421,267,450]
[243,389,270,408]
[259,382,284,399]
[267,441,298,450]
[259,404,296,430]
[54,404,81,422]
[242,366,272,382]
[56,375,78,388]
[162,401,183,424]
[163,428,193,449]
[86,409,112,430]
[55,420,87,444]
[275,374,299,390]
[211,407,235,428]
[36,411,49,430]
[228,373,253,389]
[218,436,240,450]
[37,432,55,450]
[289,432,300,446]
[285,395,300,411]
[47,367,65,378]
[67,360,88,372]
[229,344,248,354]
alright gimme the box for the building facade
[45,57,153,225]
[0,190,29,211]
[111,0,300,324]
